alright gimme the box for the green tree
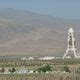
[11,67,16,73]
[1,68,5,73]
[38,64,52,73]
[63,65,70,73]
[77,66,80,73]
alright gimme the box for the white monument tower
[63,28,77,59]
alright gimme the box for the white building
[28,57,34,60]
[21,57,27,60]
[14,69,28,74]
[39,56,55,60]
[66,56,71,59]
[56,57,61,59]
[14,69,34,74]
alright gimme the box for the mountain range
[0,8,80,57]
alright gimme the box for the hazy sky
[0,0,80,20]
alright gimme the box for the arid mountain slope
[0,8,80,56]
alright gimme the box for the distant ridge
[0,8,80,56]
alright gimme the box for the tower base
[63,48,77,59]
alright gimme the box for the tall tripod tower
[63,28,77,59]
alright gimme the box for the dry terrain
[0,8,80,56]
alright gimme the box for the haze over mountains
[0,8,80,56]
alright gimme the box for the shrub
[11,67,16,73]
[77,67,80,73]
[63,65,70,73]
[1,67,5,73]
[38,64,52,73]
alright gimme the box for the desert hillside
[0,8,80,56]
